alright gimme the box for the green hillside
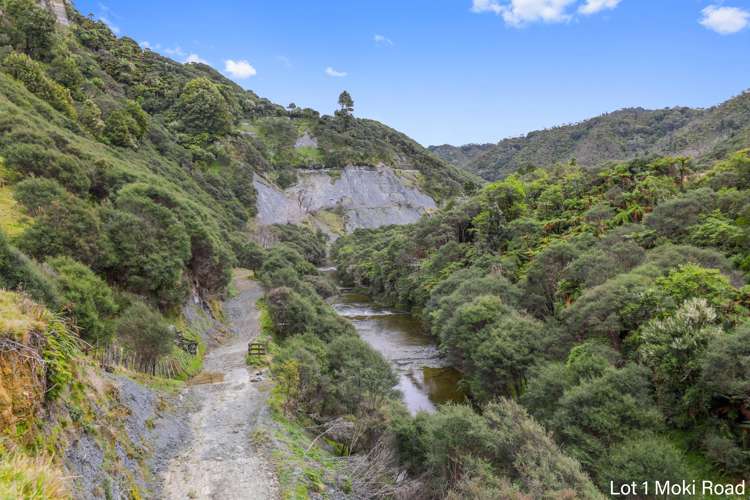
[431,92,750,180]
[0,0,475,311]
[334,150,750,496]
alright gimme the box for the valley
[1,1,749,499]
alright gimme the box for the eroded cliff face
[254,165,436,234]
[40,0,70,26]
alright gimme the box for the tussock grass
[0,451,70,500]
[0,290,47,342]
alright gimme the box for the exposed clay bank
[254,165,437,233]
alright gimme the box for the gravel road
[159,276,279,500]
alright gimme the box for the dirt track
[159,276,279,499]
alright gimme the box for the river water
[329,288,466,414]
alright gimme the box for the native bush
[2,52,76,119]
[115,300,175,365]
[47,256,117,345]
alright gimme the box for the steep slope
[254,165,437,236]
[432,91,750,180]
[0,0,474,308]
[0,2,477,497]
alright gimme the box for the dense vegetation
[431,95,750,180]
[334,151,750,495]
[254,227,604,498]
[3,1,750,497]
[0,0,471,375]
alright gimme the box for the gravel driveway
[159,276,279,499]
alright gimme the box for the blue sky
[73,0,750,146]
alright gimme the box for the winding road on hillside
[159,276,279,500]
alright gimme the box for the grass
[0,290,47,342]
[0,450,70,500]
[292,146,324,167]
[0,158,31,239]
[246,299,276,368]
[312,210,346,236]
[268,389,346,500]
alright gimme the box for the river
[328,286,466,414]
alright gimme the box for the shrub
[47,256,118,345]
[2,52,76,119]
[12,177,66,215]
[645,188,716,240]
[231,238,267,270]
[598,435,693,492]
[271,333,328,413]
[103,109,140,148]
[466,309,547,400]
[398,400,600,498]
[17,195,105,267]
[176,77,232,135]
[48,53,84,92]
[551,364,663,469]
[265,287,316,337]
[271,224,328,266]
[0,231,62,308]
[650,264,738,317]
[3,143,90,194]
[638,298,723,423]
[79,99,105,136]
[325,335,398,415]
[114,183,233,293]
[102,200,190,308]
[115,301,175,365]
[0,0,56,60]
[439,295,511,370]
[258,244,317,284]
[696,324,750,474]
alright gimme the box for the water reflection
[331,291,466,414]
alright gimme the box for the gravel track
[159,277,279,500]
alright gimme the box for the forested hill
[430,91,750,180]
[0,0,478,309]
[0,1,478,496]
[333,150,750,496]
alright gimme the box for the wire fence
[93,345,186,379]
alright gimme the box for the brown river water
[328,286,466,414]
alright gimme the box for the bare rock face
[39,0,70,26]
[254,165,436,232]
[294,131,318,149]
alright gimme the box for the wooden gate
[248,342,266,356]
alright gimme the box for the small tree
[2,0,56,60]
[47,256,118,345]
[337,90,354,115]
[116,301,175,367]
[176,77,232,135]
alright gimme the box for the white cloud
[224,59,257,79]
[139,41,151,49]
[471,0,576,26]
[374,34,394,46]
[471,0,504,15]
[100,16,120,34]
[164,46,185,57]
[185,53,208,64]
[471,0,621,26]
[700,5,749,34]
[578,0,620,15]
[325,67,347,77]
